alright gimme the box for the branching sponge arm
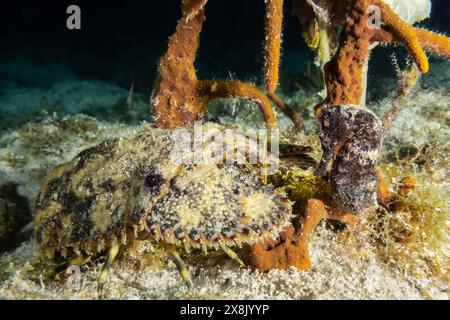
[264,0,284,94]
[198,80,277,128]
[373,27,450,60]
[183,0,208,22]
[375,0,429,73]
[153,0,278,129]
[415,28,450,59]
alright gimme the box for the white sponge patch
[382,0,431,24]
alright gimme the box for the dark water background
[0,0,448,125]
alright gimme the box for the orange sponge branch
[152,0,277,129]
[375,0,429,73]
[198,80,277,127]
[322,0,372,106]
[372,27,450,61]
[249,198,358,272]
[319,0,450,108]
[415,28,450,59]
[152,0,206,128]
[264,0,306,130]
[264,0,284,94]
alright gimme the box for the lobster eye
[144,173,165,193]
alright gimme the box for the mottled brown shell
[34,124,292,260]
[315,104,383,214]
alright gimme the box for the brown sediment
[152,0,277,129]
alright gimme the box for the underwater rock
[0,183,31,252]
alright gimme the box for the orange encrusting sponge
[264,0,284,94]
[415,28,450,60]
[376,0,429,73]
